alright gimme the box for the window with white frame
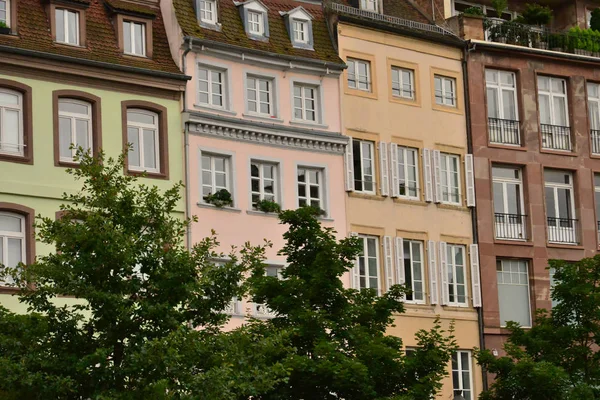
[0,212,25,285]
[201,153,231,201]
[247,76,274,116]
[447,244,467,306]
[492,166,526,240]
[292,19,308,43]
[544,169,577,244]
[359,0,378,12]
[497,259,531,327]
[486,69,518,122]
[199,0,217,24]
[127,109,159,173]
[538,76,570,150]
[297,167,324,212]
[198,66,225,108]
[357,235,379,292]
[403,240,425,303]
[440,153,461,205]
[58,99,92,163]
[0,0,9,26]
[452,350,473,400]
[293,83,318,122]
[347,58,371,92]
[434,75,456,107]
[352,139,375,193]
[391,67,414,100]
[250,160,278,208]
[0,88,23,156]
[55,9,79,45]
[397,146,419,199]
[247,10,263,35]
[123,20,146,56]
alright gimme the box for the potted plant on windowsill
[254,199,281,214]
[0,21,10,35]
[203,189,233,208]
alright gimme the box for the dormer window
[199,0,217,25]
[55,8,79,45]
[248,10,263,35]
[123,20,146,57]
[280,7,313,50]
[293,19,307,43]
[360,0,378,12]
[235,0,269,40]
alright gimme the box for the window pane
[59,101,89,115]
[128,111,155,125]
[75,119,90,152]
[502,89,516,120]
[128,127,140,167]
[0,92,19,105]
[486,88,498,118]
[7,238,22,267]
[142,129,156,169]
[68,11,78,44]
[3,109,20,151]
[553,97,567,126]
[0,214,22,232]
[123,22,131,53]
[133,23,144,54]
[56,9,65,43]
[59,117,72,159]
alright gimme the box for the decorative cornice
[186,113,348,154]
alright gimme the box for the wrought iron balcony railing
[591,130,600,154]
[547,217,579,244]
[541,124,572,151]
[494,213,528,241]
[488,118,521,146]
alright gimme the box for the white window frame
[403,239,425,304]
[357,235,380,294]
[292,18,308,43]
[199,0,217,24]
[497,259,532,327]
[544,170,576,244]
[492,166,526,240]
[0,88,23,156]
[359,0,379,13]
[127,109,159,173]
[352,139,375,194]
[440,153,461,205]
[0,0,9,27]
[123,20,146,57]
[434,75,456,107]
[397,146,419,200]
[55,8,79,46]
[250,159,279,208]
[197,65,226,109]
[447,244,468,307]
[200,152,232,204]
[292,83,319,123]
[452,350,474,400]
[347,58,371,92]
[0,211,26,286]
[297,166,325,214]
[538,76,569,127]
[58,98,93,163]
[247,10,264,35]
[486,69,518,121]
[391,67,415,100]
[246,75,275,117]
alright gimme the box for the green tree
[591,8,600,32]
[245,207,457,400]
[476,256,600,399]
[0,151,285,399]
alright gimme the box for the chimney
[410,0,445,23]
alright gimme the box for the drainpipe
[463,42,488,392]
[182,38,193,250]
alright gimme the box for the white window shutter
[439,241,449,305]
[433,150,442,204]
[395,237,405,285]
[465,154,476,207]
[383,236,394,291]
[427,240,438,305]
[350,232,360,289]
[423,148,433,203]
[379,142,389,196]
[470,244,482,307]
[345,142,354,192]
[390,143,399,197]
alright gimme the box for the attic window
[248,11,263,35]
[199,0,217,24]
[55,8,79,45]
[281,7,313,50]
[360,0,378,12]
[123,20,146,56]
[236,0,269,40]
[293,19,307,43]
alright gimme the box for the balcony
[547,217,579,244]
[592,130,600,154]
[488,118,520,146]
[494,213,528,241]
[541,124,571,151]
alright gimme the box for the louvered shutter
[439,241,449,305]
[433,150,442,203]
[470,244,482,307]
[428,240,438,305]
[345,141,354,192]
[390,143,399,197]
[379,142,389,196]
[395,237,405,285]
[465,154,476,207]
[350,232,360,289]
[383,236,394,291]
[423,148,433,202]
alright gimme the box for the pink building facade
[162,0,347,325]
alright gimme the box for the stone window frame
[0,202,35,294]
[0,79,33,165]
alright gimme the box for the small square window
[199,0,217,24]
[55,9,79,46]
[123,20,146,57]
[293,83,319,122]
[247,75,274,116]
[292,19,308,43]
[248,11,263,35]
[360,0,378,12]
[347,58,371,92]
[434,75,456,107]
[198,65,226,109]
[391,67,414,100]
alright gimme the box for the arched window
[58,98,92,162]
[0,88,23,156]
[0,211,25,285]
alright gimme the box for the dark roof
[173,0,344,65]
[0,0,183,76]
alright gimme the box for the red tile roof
[0,0,183,76]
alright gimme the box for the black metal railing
[541,124,572,151]
[547,217,579,244]
[592,130,600,154]
[488,118,520,146]
[494,213,528,240]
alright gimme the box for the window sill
[348,192,386,201]
[317,216,334,222]
[242,113,283,123]
[488,142,526,151]
[123,53,149,60]
[0,152,32,165]
[291,43,314,51]
[432,103,463,115]
[289,120,329,130]
[246,209,279,218]
[437,203,469,212]
[196,202,242,213]
[389,95,420,108]
[392,197,426,207]
[127,169,168,180]
[56,159,81,168]
[344,86,378,100]
[0,286,19,294]
[546,242,583,250]
[494,238,533,246]
[54,41,86,50]
[199,21,222,31]
[539,148,575,156]
[194,104,237,116]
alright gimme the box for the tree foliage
[476,256,600,400]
